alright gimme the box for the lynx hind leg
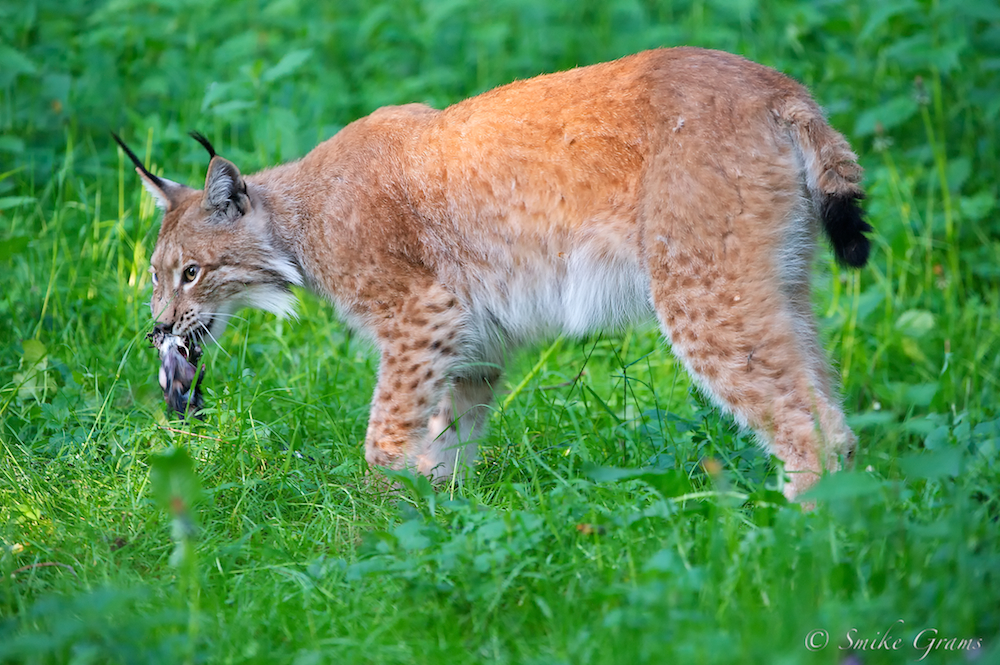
[417,369,502,482]
[784,278,858,469]
[643,164,855,500]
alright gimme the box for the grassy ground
[2,0,999,663]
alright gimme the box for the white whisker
[199,322,231,359]
[201,311,247,325]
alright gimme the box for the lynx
[116,48,871,500]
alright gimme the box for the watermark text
[803,620,982,661]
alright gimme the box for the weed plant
[1,0,999,663]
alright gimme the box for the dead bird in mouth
[147,328,205,418]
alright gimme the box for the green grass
[2,0,999,663]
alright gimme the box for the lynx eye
[182,264,200,284]
[150,268,158,286]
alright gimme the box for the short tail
[820,193,871,268]
[778,98,873,268]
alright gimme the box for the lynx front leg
[418,369,503,481]
[363,287,465,473]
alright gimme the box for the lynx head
[114,132,302,343]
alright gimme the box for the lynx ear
[190,131,249,218]
[111,132,190,211]
[139,171,189,211]
[203,156,249,217]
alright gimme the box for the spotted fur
[121,48,870,500]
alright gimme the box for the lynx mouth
[147,327,206,418]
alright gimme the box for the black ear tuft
[112,131,190,211]
[112,132,166,190]
[189,131,217,159]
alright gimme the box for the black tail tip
[822,194,872,268]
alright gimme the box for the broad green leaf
[14,343,55,402]
[644,548,681,573]
[853,95,918,137]
[858,0,919,42]
[0,235,30,261]
[584,463,693,498]
[0,136,25,153]
[959,190,996,222]
[0,196,35,211]
[0,44,37,76]
[21,339,47,366]
[896,309,935,338]
[801,472,886,501]
[261,49,313,83]
[210,100,255,117]
[883,34,966,72]
[583,463,650,483]
[150,446,202,512]
[855,287,886,322]
[848,411,896,429]
[904,382,939,407]
[898,447,963,479]
[923,425,951,450]
[394,520,432,551]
